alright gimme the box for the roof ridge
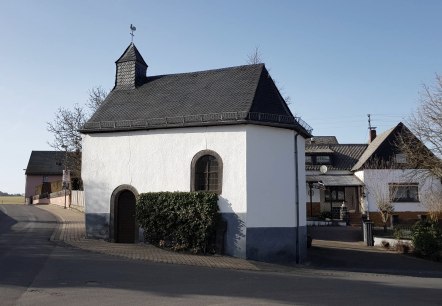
[146,63,265,80]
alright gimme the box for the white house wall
[245,126,306,262]
[357,169,442,213]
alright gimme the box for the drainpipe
[294,132,300,264]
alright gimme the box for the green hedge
[136,192,219,253]
[412,220,442,258]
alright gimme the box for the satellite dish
[320,165,328,174]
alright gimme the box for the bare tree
[419,181,442,221]
[47,86,107,181]
[398,74,442,179]
[364,158,399,231]
[86,86,107,112]
[368,174,398,231]
[247,46,263,64]
[246,47,292,106]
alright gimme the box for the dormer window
[305,154,332,165]
[316,155,331,164]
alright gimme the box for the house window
[325,187,345,202]
[390,183,419,202]
[191,150,223,194]
[306,154,332,165]
[316,155,331,164]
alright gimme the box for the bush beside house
[412,220,442,259]
[136,192,220,254]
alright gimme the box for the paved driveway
[306,225,442,277]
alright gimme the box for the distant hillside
[0,191,23,196]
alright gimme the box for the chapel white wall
[82,125,247,215]
[245,126,306,228]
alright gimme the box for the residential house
[25,151,65,204]
[306,122,442,226]
[353,122,442,225]
[24,151,84,209]
[305,137,367,219]
[80,42,312,262]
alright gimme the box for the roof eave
[80,120,312,137]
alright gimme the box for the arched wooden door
[116,190,136,243]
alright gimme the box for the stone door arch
[110,185,138,243]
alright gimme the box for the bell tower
[114,42,148,90]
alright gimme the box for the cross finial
[130,24,136,43]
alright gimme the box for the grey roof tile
[25,151,65,175]
[306,136,339,145]
[306,144,368,171]
[81,59,312,137]
[116,43,148,67]
[351,125,397,171]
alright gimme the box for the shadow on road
[306,226,442,277]
[0,209,18,233]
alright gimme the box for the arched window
[191,150,223,194]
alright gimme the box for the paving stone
[37,204,259,271]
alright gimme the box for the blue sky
[1,1,442,193]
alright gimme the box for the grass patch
[0,196,25,204]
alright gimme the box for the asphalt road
[1,204,442,306]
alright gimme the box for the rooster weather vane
[130,24,136,42]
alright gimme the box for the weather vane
[130,24,136,42]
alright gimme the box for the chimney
[369,128,377,143]
[114,43,148,90]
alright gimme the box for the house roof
[351,123,403,171]
[116,43,148,67]
[306,136,339,145]
[25,151,66,176]
[307,174,364,186]
[306,147,334,153]
[306,144,368,171]
[81,57,312,137]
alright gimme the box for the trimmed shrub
[136,192,219,254]
[411,220,442,257]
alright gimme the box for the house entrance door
[116,190,136,243]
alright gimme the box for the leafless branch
[47,86,108,179]
[397,74,442,180]
[247,46,263,65]
[86,86,107,113]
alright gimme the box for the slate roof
[350,122,421,171]
[307,174,364,186]
[351,126,395,171]
[116,43,148,67]
[81,46,312,137]
[306,144,368,171]
[306,136,338,145]
[25,151,66,175]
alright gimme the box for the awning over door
[307,175,364,187]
